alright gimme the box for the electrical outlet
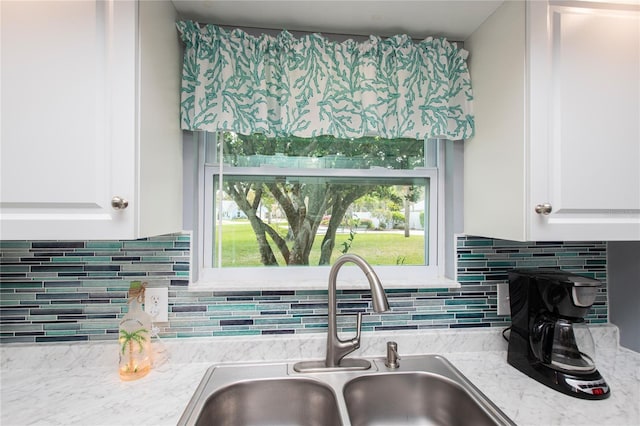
[497,283,511,316]
[145,287,168,323]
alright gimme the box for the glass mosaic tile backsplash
[0,234,607,344]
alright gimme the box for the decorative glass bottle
[118,281,153,381]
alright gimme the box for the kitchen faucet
[294,254,389,372]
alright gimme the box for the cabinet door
[529,1,640,240]
[0,0,136,240]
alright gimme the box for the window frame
[188,131,450,290]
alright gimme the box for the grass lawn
[218,220,425,267]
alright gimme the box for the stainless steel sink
[344,372,501,426]
[178,355,515,426]
[193,377,342,426]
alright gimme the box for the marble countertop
[1,326,638,426]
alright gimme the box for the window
[188,132,447,289]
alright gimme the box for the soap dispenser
[118,281,153,381]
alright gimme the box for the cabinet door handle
[111,196,129,211]
[535,203,552,215]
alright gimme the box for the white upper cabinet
[0,0,182,240]
[464,0,640,241]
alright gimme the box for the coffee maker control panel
[565,377,610,397]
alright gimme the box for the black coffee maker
[507,269,610,400]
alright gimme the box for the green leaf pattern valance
[177,22,474,140]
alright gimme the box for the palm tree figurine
[118,281,153,380]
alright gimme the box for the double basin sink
[178,354,515,426]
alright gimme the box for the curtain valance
[176,22,474,140]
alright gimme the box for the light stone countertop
[1,326,638,426]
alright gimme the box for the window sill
[188,275,461,291]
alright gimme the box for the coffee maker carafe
[507,269,610,400]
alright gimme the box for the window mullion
[220,166,436,179]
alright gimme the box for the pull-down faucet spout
[293,254,389,373]
[325,254,389,368]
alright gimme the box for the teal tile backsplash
[0,234,607,343]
